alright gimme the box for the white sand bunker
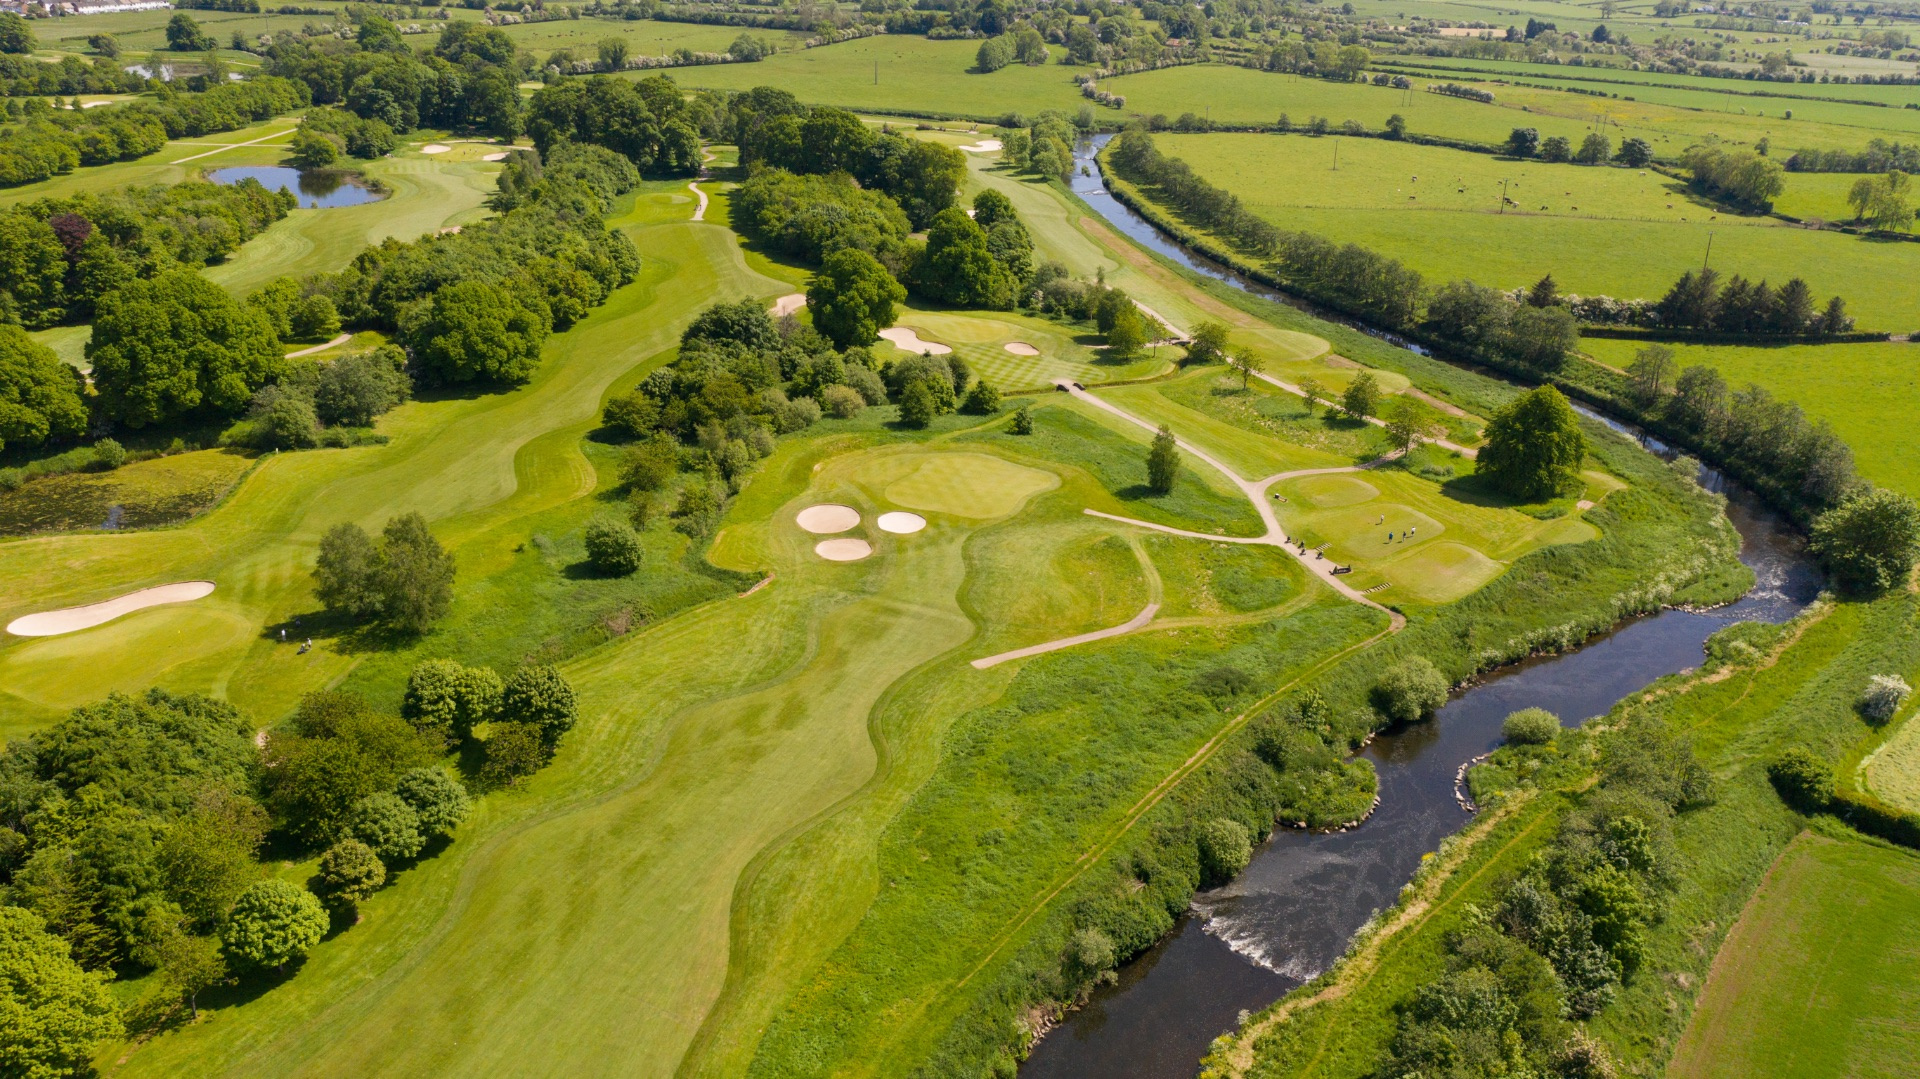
[877,511,926,534]
[879,327,952,355]
[482,151,510,162]
[796,504,861,534]
[1003,341,1039,356]
[814,538,873,561]
[770,293,807,317]
[421,143,451,154]
[958,139,1003,153]
[8,581,216,637]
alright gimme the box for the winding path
[970,602,1162,669]
[1250,370,1480,459]
[286,334,352,358]
[688,181,709,222]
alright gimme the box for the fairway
[1669,832,1920,1079]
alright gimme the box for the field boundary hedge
[1578,326,1891,345]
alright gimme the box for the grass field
[1863,709,1920,815]
[885,305,1172,392]
[0,115,301,205]
[1668,831,1920,1079]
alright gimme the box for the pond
[206,166,384,209]
[1016,138,1823,1079]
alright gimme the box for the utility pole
[1332,139,1339,170]
[1703,231,1715,269]
[1499,177,1509,213]
[873,61,878,85]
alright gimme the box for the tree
[807,249,906,350]
[1383,400,1421,454]
[1385,114,1407,140]
[1502,708,1561,745]
[1373,656,1448,723]
[1185,320,1231,365]
[1011,404,1033,435]
[401,659,501,745]
[1767,746,1833,811]
[156,788,268,931]
[348,792,425,862]
[154,927,227,1019]
[1626,344,1676,402]
[1526,274,1560,308]
[1809,488,1920,594]
[1224,347,1262,391]
[394,768,470,836]
[499,665,578,746]
[1615,137,1653,167]
[481,723,549,788]
[976,34,1016,73]
[315,839,385,907]
[289,295,340,341]
[314,522,384,620]
[1106,306,1148,356]
[165,14,213,52]
[1506,127,1540,158]
[0,213,66,330]
[602,391,660,439]
[314,347,410,427]
[1196,818,1252,885]
[87,32,118,58]
[584,517,644,576]
[962,381,1001,415]
[1847,170,1914,231]
[288,128,342,169]
[915,208,1015,308]
[596,36,630,72]
[897,380,936,428]
[1575,132,1611,165]
[1341,372,1379,420]
[0,13,36,54]
[1147,424,1179,494]
[87,270,284,428]
[1299,377,1324,413]
[264,693,436,848]
[1476,386,1586,500]
[406,281,550,386]
[1860,675,1911,723]
[1540,135,1572,163]
[221,880,328,972]
[0,907,121,1073]
[377,513,455,633]
[0,325,88,455]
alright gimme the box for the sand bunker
[877,511,927,534]
[421,144,451,154]
[958,139,1003,153]
[8,581,216,637]
[814,538,873,561]
[1003,341,1039,356]
[878,327,952,355]
[770,293,807,317]
[796,504,861,534]
[482,151,510,161]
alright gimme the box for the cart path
[970,602,1163,669]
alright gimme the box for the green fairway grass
[881,451,1058,518]
[1155,132,1920,331]
[1668,831,1920,1079]
[883,306,1171,391]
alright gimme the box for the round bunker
[814,538,873,562]
[7,581,216,637]
[878,327,952,355]
[1003,342,1040,356]
[796,504,861,534]
[876,511,927,534]
[482,151,510,161]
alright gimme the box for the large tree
[807,249,905,349]
[1147,424,1179,494]
[1476,386,1586,500]
[313,514,455,633]
[0,326,88,454]
[404,280,550,386]
[0,906,121,1075]
[499,665,578,746]
[221,880,328,972]
[87,270,284,427]
[915,208,1016,309]
[0,212,67,329]
[1809,488,1920,594]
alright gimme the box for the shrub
[820,384,865,418]
[1502,707,1561,745]
[898,380,936,428]
[1373,656,1449,723]
[91,438,127,470]
[1011,405,1033,435]
[348,791,425,862]
[602,390,660,439]
[1860,674,1912,722]
[1065,926,1116,982]
[1197,818,1253,885]
[315,839,386,906]
[481,722,550,787]
[1767,746,1834,811]
[221,879,329,971]
[963,381,1002,415]
[584,517,645,576]
[393,767,471,836]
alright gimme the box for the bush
[602,391,660,439]
[315,839,385,906]
[820,384,865,418]
[1196,818,1252,885]
[1502,707,1562,745]
[963,381,1002,415]
[221,879,328,970]
[898,380,936,428]
[394,767,470,836]
[347,791,425,861]
[91,438,127,470]
[1767,746,1834,811]
[1860,674,1912,722]
[1065,926,1115,981]
[584,517,644,576]
[481,722,550,787]
[1011,405,1033,435]
[1373,656,1449,723]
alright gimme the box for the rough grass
[0,449,254,537]
[1864,712,1920,816]
[1667,830,1920,1079]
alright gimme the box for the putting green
[883,453,1057,519]
[1292,473,1381,509]
[1378,542,1504,605]
[0,604,259,712]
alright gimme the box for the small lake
[206,166,383,209]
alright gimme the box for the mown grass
[1667,829,1920,1079]
[885,304,1170,392]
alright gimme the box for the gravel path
[971,603,1161,669]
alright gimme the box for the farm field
[1153,132,1920,330]
[1668,831,1920,1079]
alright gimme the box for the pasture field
[1154,132,1920,330]
[1863,710,1920,816]
[1580,337,1920,498]
[1668,831,1920,1079]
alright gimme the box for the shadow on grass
[259,608,434,655]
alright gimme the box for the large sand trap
[796,504,861,534]
[1003,341,1039,356]
[876,511,926,534]
[482,151,510,161]
[421,143,451,154]
[770,293,807,317]
[8,581,216,637]
[878,327,952,355]
[958,139,1003,153]
[814,538,873,561]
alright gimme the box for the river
[1018,138,1824,1079]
